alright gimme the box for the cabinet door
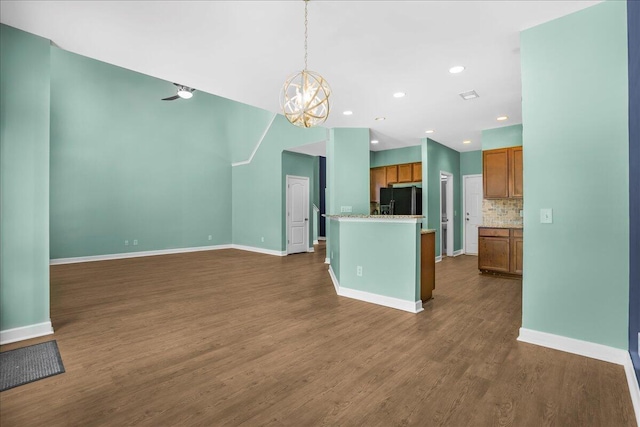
[412,162,422,182]
[509,147,523,198]
[386,165,398,184]
[370,167,386,203]
[478,236,510,272]
[510,237,523,275]
[398,164,412,183]
[421,232,436,300]
[483,149,509,198]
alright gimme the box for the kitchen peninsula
[326,215,435,313]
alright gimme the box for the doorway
[286,175,310,254]
[439,171,454,257]
[463,174,483,255]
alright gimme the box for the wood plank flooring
[0,245,636,426]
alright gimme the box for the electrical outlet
[125,240,129,246]
[133,239,138,246]
[540,208,553,224]
[356,266,363,277]
[261,236,265,242]
[340,206,352,213]
[331,251,334,259]
[208,235,212,241]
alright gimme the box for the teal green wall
[482,124,523,150]
[232,116,327,252]
[338,221,420,301]
[327,128,370,215]
[329,220,341,281]
[521,1,629,349]
[370,146,421,168]
[460,150,482,176]
[0,25,51,331]
[50,47,234,258]
[422,138,462,257]
[282,151,317,250]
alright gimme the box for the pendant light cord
[304,0,308,71]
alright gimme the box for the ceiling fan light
[178,89,193,99]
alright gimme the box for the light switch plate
[540,208,553,224]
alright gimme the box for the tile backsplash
[482,198,523,227]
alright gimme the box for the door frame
[286,175,310,255]
[439,170,454,257]
[462,174,483,255]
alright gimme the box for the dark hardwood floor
[1,245,636,426]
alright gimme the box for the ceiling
[0,1,600,153]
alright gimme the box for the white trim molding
[435,255,442,263]
[50,245,232,265]
[518,328,640,423]
[328,267,423,314]
[231,244,286,257]
[318,237,327,241]
[231,113,277,166]
[1,320,53,345]
[313,240,319,245]
[327,216,422,224]
[307,247,315,253]
[324,257,330,264]
[453,249,464,257]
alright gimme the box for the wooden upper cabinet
[385,165,398,184]
[397,163,413,183]
[483,149,509,198]
[412,162,422,182]
[509,147,523,198]
[370,167,386,202]
[483,146,523,199]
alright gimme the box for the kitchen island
[325,215,434,313]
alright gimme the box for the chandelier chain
[304,0,308,70]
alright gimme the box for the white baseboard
[623,353,640,424]
[232,245,287,257]
[318,237,326,241]
[325,257,330,264]
[518,328,640,423]
[50,244,232,265]
[327,267,423,314]
[307,247,315,253]
[453,250,464,257]
[313,240,319,245]
[517,328,629,364]
[328,266,340,293]
[435,255,442,263]
[1,320,53,345]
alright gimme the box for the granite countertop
[421,229,436,234]
[324,214,424,219]
[480,224,524,229]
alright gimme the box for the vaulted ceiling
[0,1,600,152]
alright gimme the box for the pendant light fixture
[280,0,331,128]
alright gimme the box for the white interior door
[464,175,483,255]
[287,176,309,254]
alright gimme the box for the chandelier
[280,0,331,128]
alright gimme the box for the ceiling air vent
[459,90,479,100]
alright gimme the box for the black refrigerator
[380,186,422,215]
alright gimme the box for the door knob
[304,218,308,221]
[466,218,469,221]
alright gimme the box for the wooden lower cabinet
[421,232,436,301]
[478,227,523,276]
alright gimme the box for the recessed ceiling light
[463,140,472,144]
[393,92,406,98]
[425,130,435,134]
[375,117,386,121]
[343,111,353,116]
[371,140,379,144]
[449,65,465,74]
[497,115,508,121]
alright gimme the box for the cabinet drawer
[512,229,523,238]
[478,228,510,237]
